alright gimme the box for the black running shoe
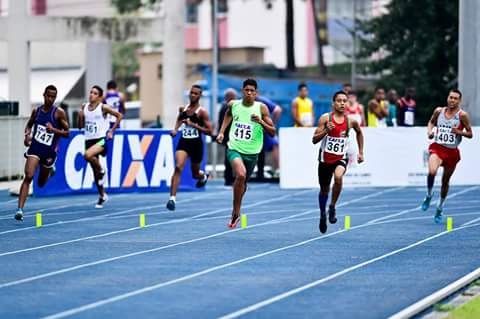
[14,208,24,221]
[319,213,327,234]
[195,174,209,188]
[328,205,337,224]
[95,193,108,209]
[166,199,176,211]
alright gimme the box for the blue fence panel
[33,129,205,196]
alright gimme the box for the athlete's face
[299,87,308,98]
[189,87,202,103]
[242,85,257,103]
[43,89,57,107]
[375,89,385,101]
[333,93,348,113]
[89,88,102,103]
[447,92,461,108]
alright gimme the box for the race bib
[34,124,54,146]
[85,121,99,136]
[435,126,456,145]
[404,110,414,126]
[233,122,252,141]
[324,136,347,155]
[182,126,199,139]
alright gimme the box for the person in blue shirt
[255,95,282,179]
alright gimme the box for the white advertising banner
[279,127,480,188]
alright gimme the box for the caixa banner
[33,129,206,196]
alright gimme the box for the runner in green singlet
[216,78,276,228]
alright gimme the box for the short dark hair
[191,84,203,92]
[92,85,104,97]
[450,89,462,99]
[44,85,57,94]
[243,78,257,89]
[343,83,352,88]
[332,90,348,102]
[375,86,385,93]
[298,83,308,91]
[107,80,117,90]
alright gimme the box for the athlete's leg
[422,153,443,211]
[329,164,347,224]
[37,165,52,188]
[318,162,333,233]
[18,156,40,210]
[170,150,188,197]
[230,157,247,226]
[84,144,106,197]
[166,150,188,210]
[435,165,456,221]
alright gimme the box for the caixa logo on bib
[33,130,205,196]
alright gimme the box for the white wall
[197,0,312,68]
[280,127,480,188]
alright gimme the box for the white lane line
[366,186,479,224]
[0,190,231,235]
[218,221,480,319]
[0,188,398,288]
[41,220,480,319]
[389,267,480,319]
[0,189,314,256]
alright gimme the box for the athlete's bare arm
[77,104,86,129]
[427,107,443,139]
[312,114,331,144]
[23,108,37,147]
[350,118,364,163]
[47,107,69,138]
[253,104,276,137]
[291,99,303,127]
[185,108,213,135]
[170,107,185,137]
[216,101,234,144]
[102,104,123,138]
[452,111,473,139]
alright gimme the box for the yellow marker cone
[241,214,248,228]
[139,213,146,228]
[36,212,42,228]
[446,216,453,232]
[344,215,351,230]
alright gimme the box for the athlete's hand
[216,133,224,144]
[46,122,54,133]
[106,130,114,140]
[326,121,335,132]
[24,135,32,147]
[427,130,434,139]
[451,127,463,136]
[357,153,364,164]
[184,118,193,126]
[170,130,177,137]
[250,114,261,123]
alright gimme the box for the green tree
[359,0,458,124]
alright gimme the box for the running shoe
[328,205,337,224]
[228,214,240,229]
[319,213,327,234]
[166,199,176,211]
[434,207,443,224]
[95,193,108,209]
[14,208,24,221]
[196,174,209,188]
[421,194,433,211]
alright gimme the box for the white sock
[169,196,176,202]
